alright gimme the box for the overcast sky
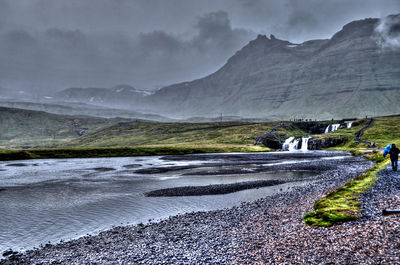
[0,0,399,94]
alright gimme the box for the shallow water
[0,151,350,253]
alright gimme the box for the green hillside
[361,116,400,148]
[0,107,129,148]
[1,104,400,160]
[69,121,278,147]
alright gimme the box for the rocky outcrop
[292,122,328,134]
[308,137,348,150]
[259,133,288,149]
[254,123,288,145]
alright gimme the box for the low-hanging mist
[54,14,400,121]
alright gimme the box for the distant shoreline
[0,145,269,161]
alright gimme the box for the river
[0,151,352,253]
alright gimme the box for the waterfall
[283,137,310,151]
[282,137,295,150]
[301,137,311,151]
[325,124,340,133]
[347,121,353,128]
[288,138,300,151]
[331,124,340,132]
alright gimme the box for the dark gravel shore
[146,179,287,197]
[3,155,399,264]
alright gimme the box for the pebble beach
[2,155,399,264]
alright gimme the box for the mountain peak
[144,14,400,120]
[331,17,379,41]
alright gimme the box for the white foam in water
[158,175,182,180]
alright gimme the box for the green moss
[303,153,389,227]
[365,150,385,163]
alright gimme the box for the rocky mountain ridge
[142,14,400,120]
[55,14,400,121]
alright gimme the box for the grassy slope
[324,119,373,150]
[361,116,400,148]
[2,110,400,161]
[302,118,396,226]
[0,107,128,148]
[68,121,279,147]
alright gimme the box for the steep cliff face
[144,14,400,120]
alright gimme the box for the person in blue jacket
[389,144,400,171]
[384,143,392,157]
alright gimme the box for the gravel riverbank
[145,179,287,197]
[3,155,399,264]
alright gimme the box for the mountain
[141,14,400,120]
[55,84,147,107]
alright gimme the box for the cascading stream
[301,137,311,151]
[347,122,353,128]
[283,137,310,151]
[288,138,300,151]
[282,136,295,151]
[325,124,341,133]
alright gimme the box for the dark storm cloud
[0,0,399,94]
[138,31,182,55]
[132,10,254,85]
[193,11,252,51]
[234,0,400,42]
